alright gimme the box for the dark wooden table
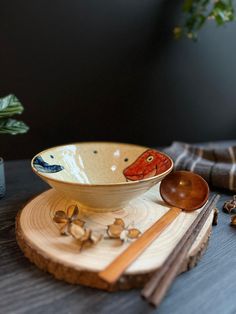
[1,160,236,314]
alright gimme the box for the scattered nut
[53,205,85,235]
[223,196,236,214]
[53,205,103,251]
[53,207,141,251]
[107,218,141,243]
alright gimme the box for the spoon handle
[98,207,182,284]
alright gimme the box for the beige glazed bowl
[31,142,173,212]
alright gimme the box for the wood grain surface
[16,187,213,290]
[0,160,236,314]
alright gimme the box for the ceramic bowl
[31,142,173,212]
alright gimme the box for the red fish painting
[123,149,172,181]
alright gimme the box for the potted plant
[0,94,29,198]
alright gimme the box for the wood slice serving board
[16,184,214,291]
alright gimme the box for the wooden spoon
[98,171,209,285]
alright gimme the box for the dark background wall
[1,0,236,160]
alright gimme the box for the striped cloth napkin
[163,141,236,191]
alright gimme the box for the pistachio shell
[67,204,79,220]
[80,229,92,242]
[60,223,70,236]
[114,218,125,227]
[53,210,67,223]
[70,224,85,239]
[73,219,86,228]
[223,201,236,214]
[79,230,103,251]
[127,228,141,239]
[91,232,103,244]
[107,224,124,238]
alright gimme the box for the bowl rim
[31,141,174,187]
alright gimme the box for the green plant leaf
[177,0,235,40]
[211,0,234,25]
[0,118,29,135]
[0,94,24,118]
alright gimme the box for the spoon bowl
[99,170,209,284]
[160,171,209,211]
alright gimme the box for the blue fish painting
[33,156,64,173]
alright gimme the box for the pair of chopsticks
[141,194,220,307]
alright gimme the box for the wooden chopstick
[141,194,220,307]
[98,207,182,284]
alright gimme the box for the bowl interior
[32,142,172,185]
